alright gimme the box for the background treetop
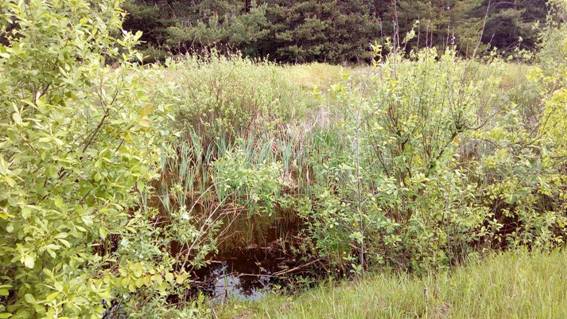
[123,0,549,63]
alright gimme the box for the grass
[218,249,567,318]
[281,63,348,91]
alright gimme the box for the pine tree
[121,0,550,62]
[481,0,548,52]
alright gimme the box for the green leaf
[164,272,174,283]
[81,214,93,226]
[55,232,68,239]
[45,292,60,302]
[24,294,35,304]
[23,255,35,269]
[45,244,61,250]
[57,238,71,248]
[99,227,108,239]
[53,196,65,210]
[0,284,11,297]
[11,112,22,125]
[21,207,31,219]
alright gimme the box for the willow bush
[303,47,566,272]
[298,50,505,271]
[0,1,200,318]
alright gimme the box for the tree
[258,0,381,63]
[123,0,382,63]
[481,0,548,52]
[122,0,268,60]
[122,0,549,62]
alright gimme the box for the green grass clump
[220,250,567,318]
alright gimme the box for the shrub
[151,46,566,278]
[295,49,505,272]
[0,1,179,317]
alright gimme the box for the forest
[123,0,548,62]
[1,0,566,318]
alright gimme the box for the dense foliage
[0,0,566,317]
[123,0,549,63]
[0,1,198,318]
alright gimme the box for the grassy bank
[219,250,567,318]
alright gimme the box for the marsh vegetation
[1,1,566,318]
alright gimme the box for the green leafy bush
[214,145,283,216]
[293,49,502,271]
[0,1,183,317]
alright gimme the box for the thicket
[150,48,566,277]
[1,0,566,317]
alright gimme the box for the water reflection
[211,263,271,303]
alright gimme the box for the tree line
[123,0,549,63]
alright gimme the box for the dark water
[208,263,271,302]
[193,213,311,303]
[194,247,293,303]
[102,247,321,318]
[103,215,315,318]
